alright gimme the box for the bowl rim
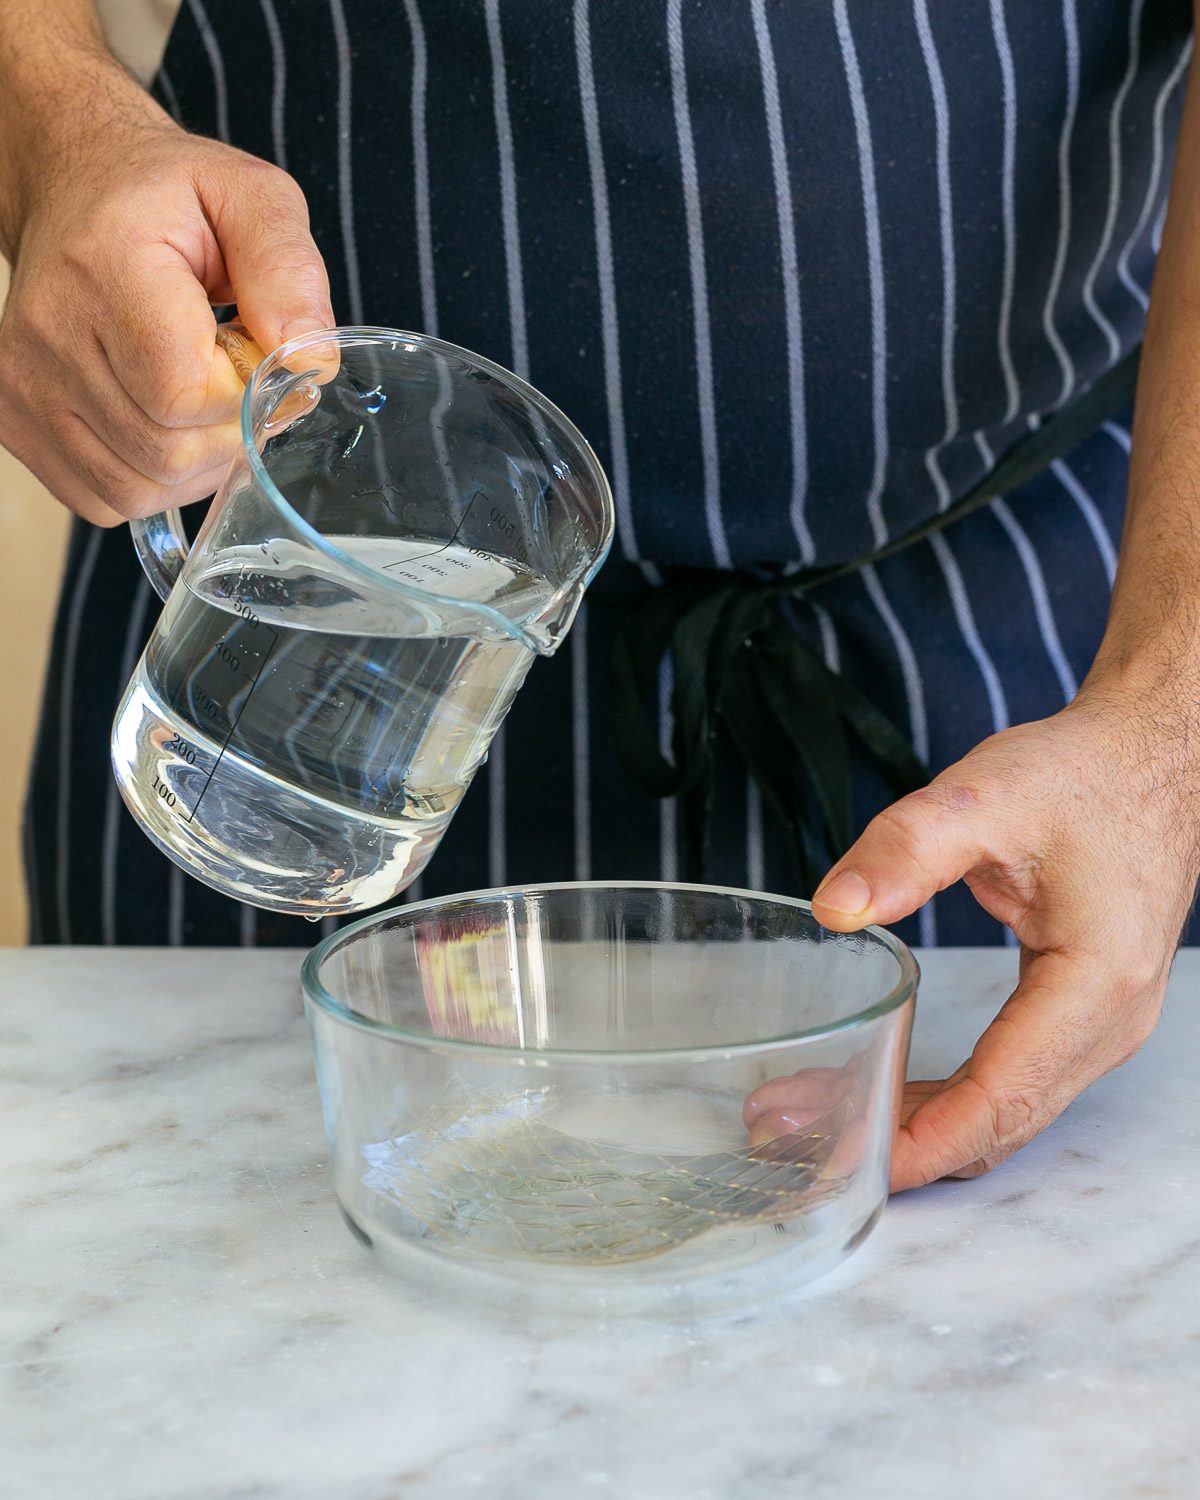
[299,880,920,1062]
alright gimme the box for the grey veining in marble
[2,946,1198,1500]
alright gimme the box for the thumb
[811,780,995,931]
[203,157,335,351]
[889,949,1111,1189]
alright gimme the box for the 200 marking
[165,734,196,765]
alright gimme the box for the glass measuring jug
[111,326,614,916]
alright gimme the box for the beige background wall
[0,262,69,946]
[0,0,179,943]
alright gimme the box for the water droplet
[303,914,323,924]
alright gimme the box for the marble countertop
[2,945,1198,1500]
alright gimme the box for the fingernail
[280,317,329,342]
[813,869,872,916]
[747,1121,776,1151]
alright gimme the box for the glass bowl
[301,881,917,1313]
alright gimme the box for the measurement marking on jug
[229,599,260,627]
[192,686,222,724]
[164,734,197,765]
[173,621,280,824]
[380,487,486,573]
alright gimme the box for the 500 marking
[486,503,528,565]
[217,567,263,629]
[230,598,260,628]
[489,504,516,540]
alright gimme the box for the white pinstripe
[427,356,456,528]
[24,782,44,940]
[746,778,765,891]
[1044,0,1081,407]
[812,602,841,676]
[157,64,181,120]
[1152,197,1168,256]
[835,6,936,935]
[1117,35,1194,311]
[259,0,288,172]
[860,562,936,947]
[915,0,959,512]
[574,0,640,564]
[56,528,105,943]
[329,0,364,323]
[403,0,437,335]
[958,431,1016,734]
[1050,458,1118,585]
[667,0,730,570]
[929,532,1010,732]
[975,430,996,470]
[810,567,942,954]
[750,0,813,565]
[1081,0,1145,365]
[572,605,591,881]
[422,359,460,897]
[485,0,529,381]
[990,498,1078,701]
[989,0,1020,423]
[1102,420,1131,455]
[102,578,154,945]
[168,867,185,946]
[277,639,338,794]
[484,0,534,890]
[185,0,229,144]
[966,415,1000,488]
[659,657,678,882]
[808,602,859,879]
[861,565,929,765]
[151,44,198,947]
[833,0,889,549]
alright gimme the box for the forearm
[0,1,168,259]
[1089,48,1200,702]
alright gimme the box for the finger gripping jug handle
[128,323,266,602]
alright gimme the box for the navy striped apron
[24,0,1196,948]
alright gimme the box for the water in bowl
[361,1078,850,1266]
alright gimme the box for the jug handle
[128,323,266,602]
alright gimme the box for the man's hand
[798,1,1200,1191]
[0,21,333,526]
[805,681,1198,1190]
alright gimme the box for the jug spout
[520,584,590,656]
